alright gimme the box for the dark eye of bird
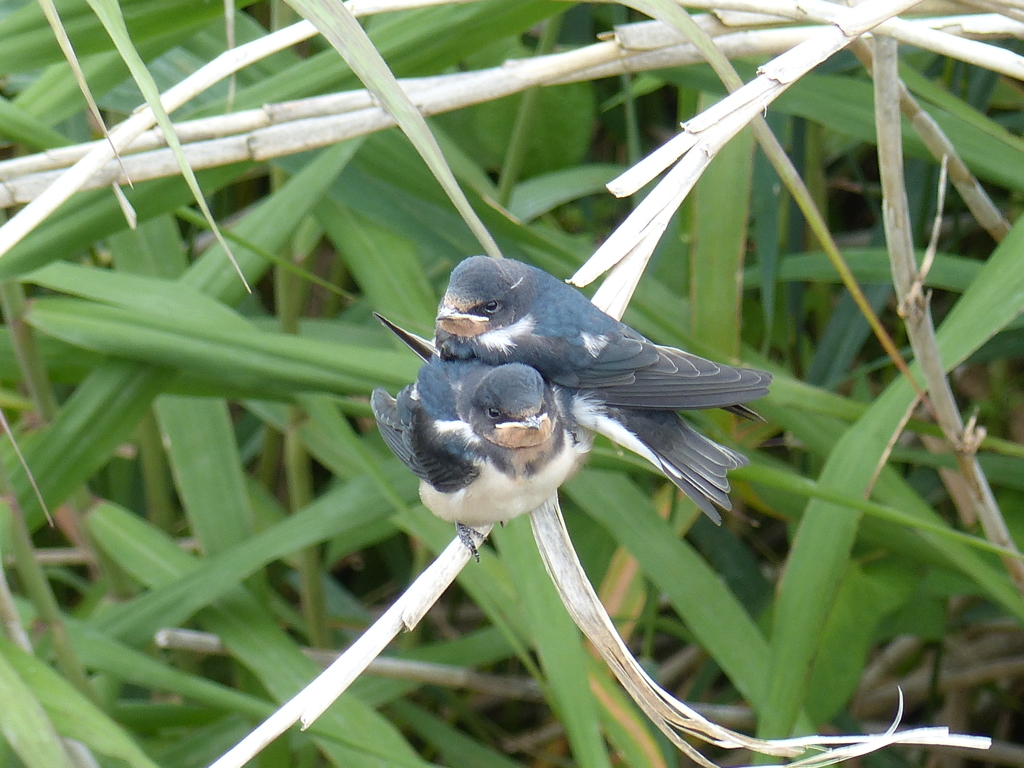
[486,407,501,419]
[482,300,500,314]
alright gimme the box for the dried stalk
[851,39,1011,242]
[206,525,491,768]
[1,12,1021,206]
[155,626,544,700]
[529,499,990,768]
[0,26,815,205]
[576,0,927,288]
[0,0,478,259]
[872,35,1024,597]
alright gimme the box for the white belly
[419,439,585,526]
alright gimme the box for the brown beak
[437,305,490,337]
[490,413,553,449]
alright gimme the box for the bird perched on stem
[371,358,591,557]
[431,256,772,522]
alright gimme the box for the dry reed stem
[575,0,929,287]
[872,35,1024,597]
[851,39,1011,242]
[0,0,479,258]
[1,12,1021,207]
[206,525,490,768]
[155,627,544,700]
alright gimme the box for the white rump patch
[580,332,609,357]
[571,397,662,471]
[477,314,536,354]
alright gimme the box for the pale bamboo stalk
[612,12,1024,51]
[872,36,1024,597]
[0,28,809,206]
[2,11,1022,207]
[957,0,1024,23]
[972,0,1024,10]
[0,0,477,259]
[206,526,491,768]
[607,1,1014,201]
[582,0,931,292]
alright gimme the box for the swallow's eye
[486,407,501,419]
[482,300,500,314]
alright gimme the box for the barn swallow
[434,256,772,414]
[371,357,592,556]
[376,312,752,524]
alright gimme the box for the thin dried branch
[851,40,1011,242]
[0,0,478,259]
[0,12,1019,206]
[855,652,1024,718]
[154,626,544,700]
[206,525,490,768]
[872,35,1024,597]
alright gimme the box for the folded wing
[371,387,479,493]
[559,331,771,411]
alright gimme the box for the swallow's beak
[491,413,552,448]
[437,304,490,337]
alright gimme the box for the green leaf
[495,516,613,768]
[86,501,431,767]
[318,201,438,328]
[804,559,917,722]
[0,644,74,768]
[92,468,410,645]
[690,120,754,357]
[286,0,501,259]
[84,0,244,278]
[761,217,1024,738]
[25,296,421,393]
[0,637,160,768]
[155,395,255,553]
[0,93,68,148]
[565,470,771,711]
[508,164,624,223]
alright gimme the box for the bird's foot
[456,523,484,562]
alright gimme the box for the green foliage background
[0,2,1023,767]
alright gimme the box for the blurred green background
[0,2,1023,767]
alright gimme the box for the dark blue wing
[548,327,772,411]
[371,384,479,494]
[371,388,423,476]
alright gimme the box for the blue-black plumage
[371,358,592,531]
[431,256,772,523]
[435,255,771,412]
